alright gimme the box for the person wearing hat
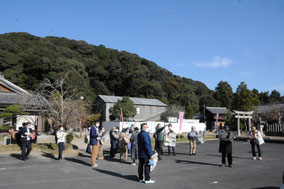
[19,122,33,161]
[187,126,198,155]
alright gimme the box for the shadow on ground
[41,152,56,160]
[94,168,138,182]
[64,157,90,167]
[206,154,252,160]
[78,152,91,158]
[175,159,220,167]
[10,153,22,160]
[251,187,279,189]
[104,156,131,165]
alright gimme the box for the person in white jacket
[248,125,263,160]
[56,126,66,160]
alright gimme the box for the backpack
[187,131,196,140]
[124,136,130,144]
[32,131,36,141]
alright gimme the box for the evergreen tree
[233,82,259,111]
[213,81,234,110]
[109,96,137,121]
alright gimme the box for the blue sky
[1,0,284,95]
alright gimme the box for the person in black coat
[219,125,234,167]
[110,127,120,157]
[19,122,33,161]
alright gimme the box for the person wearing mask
[138,123,155,184]
[110,127,120,158]
[119,128,130,161]
[130,127,139,165]
[165,124,176,156]
[56,125,66,160]
[219,125,234,167]
[97,126,106,160]
[129,124,135,134]
[153,124,166,160]
[248,125,263,160]
[19,122,33,161]
[90,121,102,168]
[187,126,198,155]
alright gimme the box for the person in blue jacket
[138,123,155,184]
[90,121,102,168]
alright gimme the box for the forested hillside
[0,32,218,116]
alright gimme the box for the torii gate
[234,110,254,136]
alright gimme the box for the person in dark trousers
[130,127,139,165]
[110,127,120,157]
[154,124,166,160]
[248,125,262,160]
[56,125,66,160]
[138,123,155,184]
[19,122,33,161]
[219,125,234,168]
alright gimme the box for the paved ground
[0,140,283,189]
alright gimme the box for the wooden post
[248,117,251,131]
[237,115,240,136]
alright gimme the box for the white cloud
[195,56,232,68]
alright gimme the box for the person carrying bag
[248,125,264,160]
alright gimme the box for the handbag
[84,135,89,144]
[150,152,158,173]
[256,136,265,145]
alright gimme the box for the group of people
[218,124,263,168]
[109,124,140,165]
[10,120,265,184]
[8,122,38,161]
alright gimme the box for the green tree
[0,105,27,121]
[258,91,269,104]
[213,81,234,110]
[109,96,137,121]
[224,111,235,130]
[269,90,281,103]
[233,82,259,111]
[185,105,194,119]
[161,104,184,122]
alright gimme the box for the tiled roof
[206,107,228,114]
[0,75,29,94]
[0,93,40,105]
[98,95,167,107]
[257,103,284,114]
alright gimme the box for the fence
[102,119,206,134]
[265,123,284,136]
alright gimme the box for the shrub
[176,134,184,139]
[0,125,10,132]
[66,132,73,144]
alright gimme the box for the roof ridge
[0,75,29,94]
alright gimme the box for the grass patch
[0,142,79,156]
[0,144,21,152]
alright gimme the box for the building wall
[103,102,167,122]
[134,105,167,121]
